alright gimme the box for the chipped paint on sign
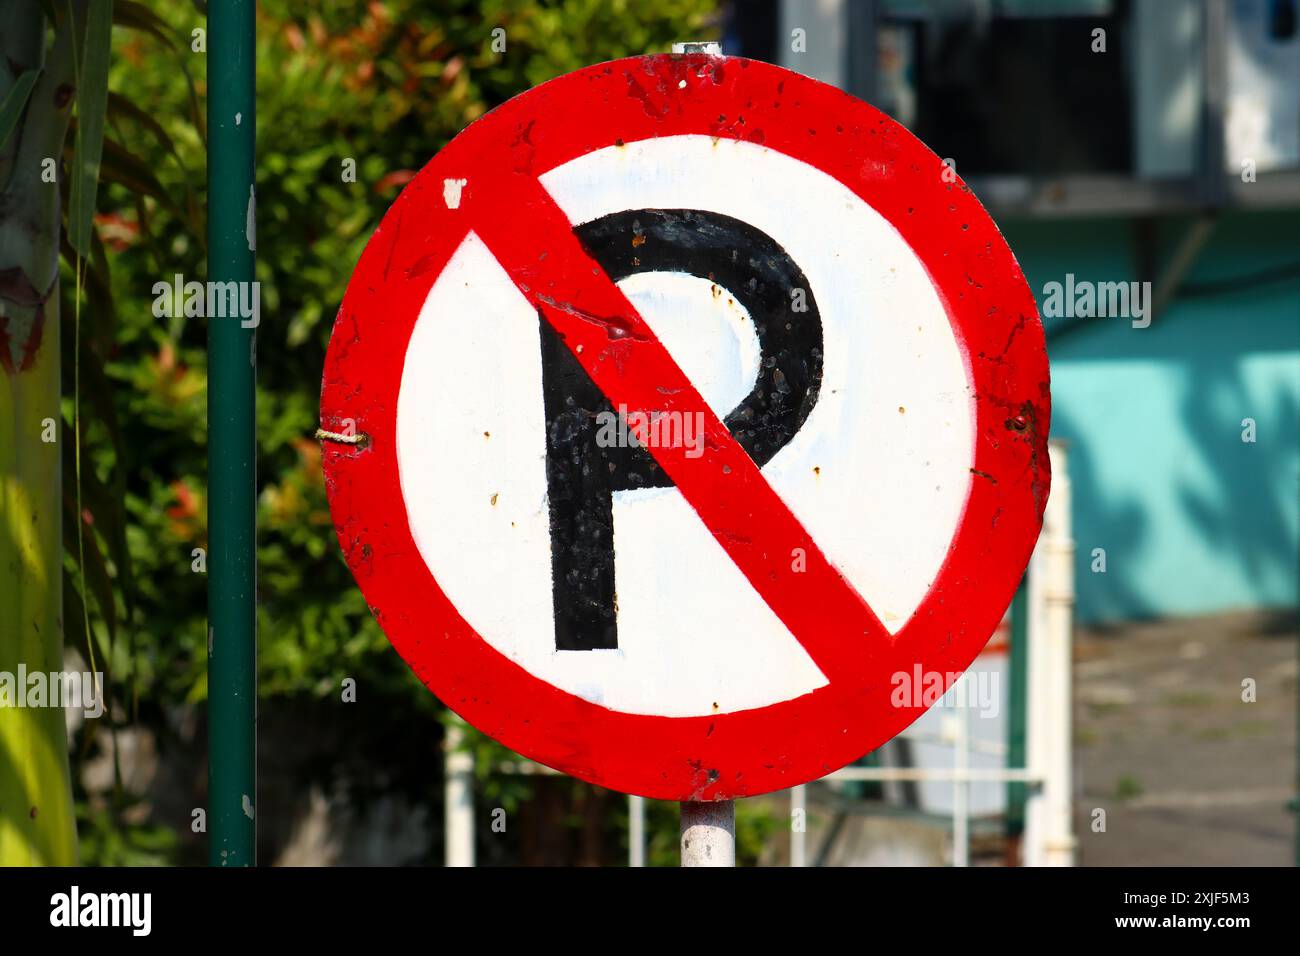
[442,178,467,209]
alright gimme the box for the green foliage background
[68,0,788,866]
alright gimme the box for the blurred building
[727,0,1300,624]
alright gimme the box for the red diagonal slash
[473,174,891,685]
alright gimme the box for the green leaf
[0,69,41,154]
[105,91,181,163]
[60,231,117,352]
[61,477,118,651]
[68,0,114,258]
[112,0,176,49]
[61,567,96,671]
[89,137,185,218]
[99,124,200,238]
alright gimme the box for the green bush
[81,0,728,865]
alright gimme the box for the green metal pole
[1005,576,1028,845]
[207,0,257,866]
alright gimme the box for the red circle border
[320,54,1051,800]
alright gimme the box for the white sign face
[396,135,972,717]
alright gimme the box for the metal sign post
[681,801,735,867]
[207,0,257,867]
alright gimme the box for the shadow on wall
[1006,210,1300,624]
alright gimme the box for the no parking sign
[320,53,1050,800]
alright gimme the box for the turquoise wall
[1001,211,1299,623]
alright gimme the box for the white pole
[952,700,970,867]
[790,785,807,867]
[444,718,475,867]
[1024,440,1077,866]
[680,800,735,867]
[629,795,646,867]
